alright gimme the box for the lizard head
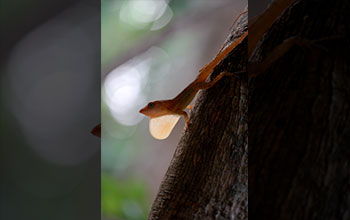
[139,101,181,140]
[139,101,169,118]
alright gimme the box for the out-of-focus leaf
[101,174,150,220]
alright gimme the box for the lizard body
[93,0,298,138]
[139,31,247,139]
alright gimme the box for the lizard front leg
[175,110,190,129]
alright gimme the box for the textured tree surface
[249,0,349,219]
[148,10,248,220]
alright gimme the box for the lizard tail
[195,31,248,83]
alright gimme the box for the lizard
[91,23,247,139]
[94,0,308,138]
[139,30,248,139]
[139,0,300,140]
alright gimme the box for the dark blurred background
[1,0,100,219]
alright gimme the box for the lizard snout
[139,107,146,114]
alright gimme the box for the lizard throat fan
[149,114,181,140]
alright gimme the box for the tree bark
[148,8,248,220]
[249,0,350,219]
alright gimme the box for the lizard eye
[148,102,155,108]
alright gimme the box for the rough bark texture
[148,9,248,220]
[249,0,350,219]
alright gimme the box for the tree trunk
[249,0,350,219]
[148,8,248,220]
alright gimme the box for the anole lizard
[139,0,297,140]
[92,0,299,138]
[139,31,248,140]
[91,12,248,139]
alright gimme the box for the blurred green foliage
[101,0,192,66]
[102,175,150,220]
[101,1,181,219]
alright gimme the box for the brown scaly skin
[139,32,248,126]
